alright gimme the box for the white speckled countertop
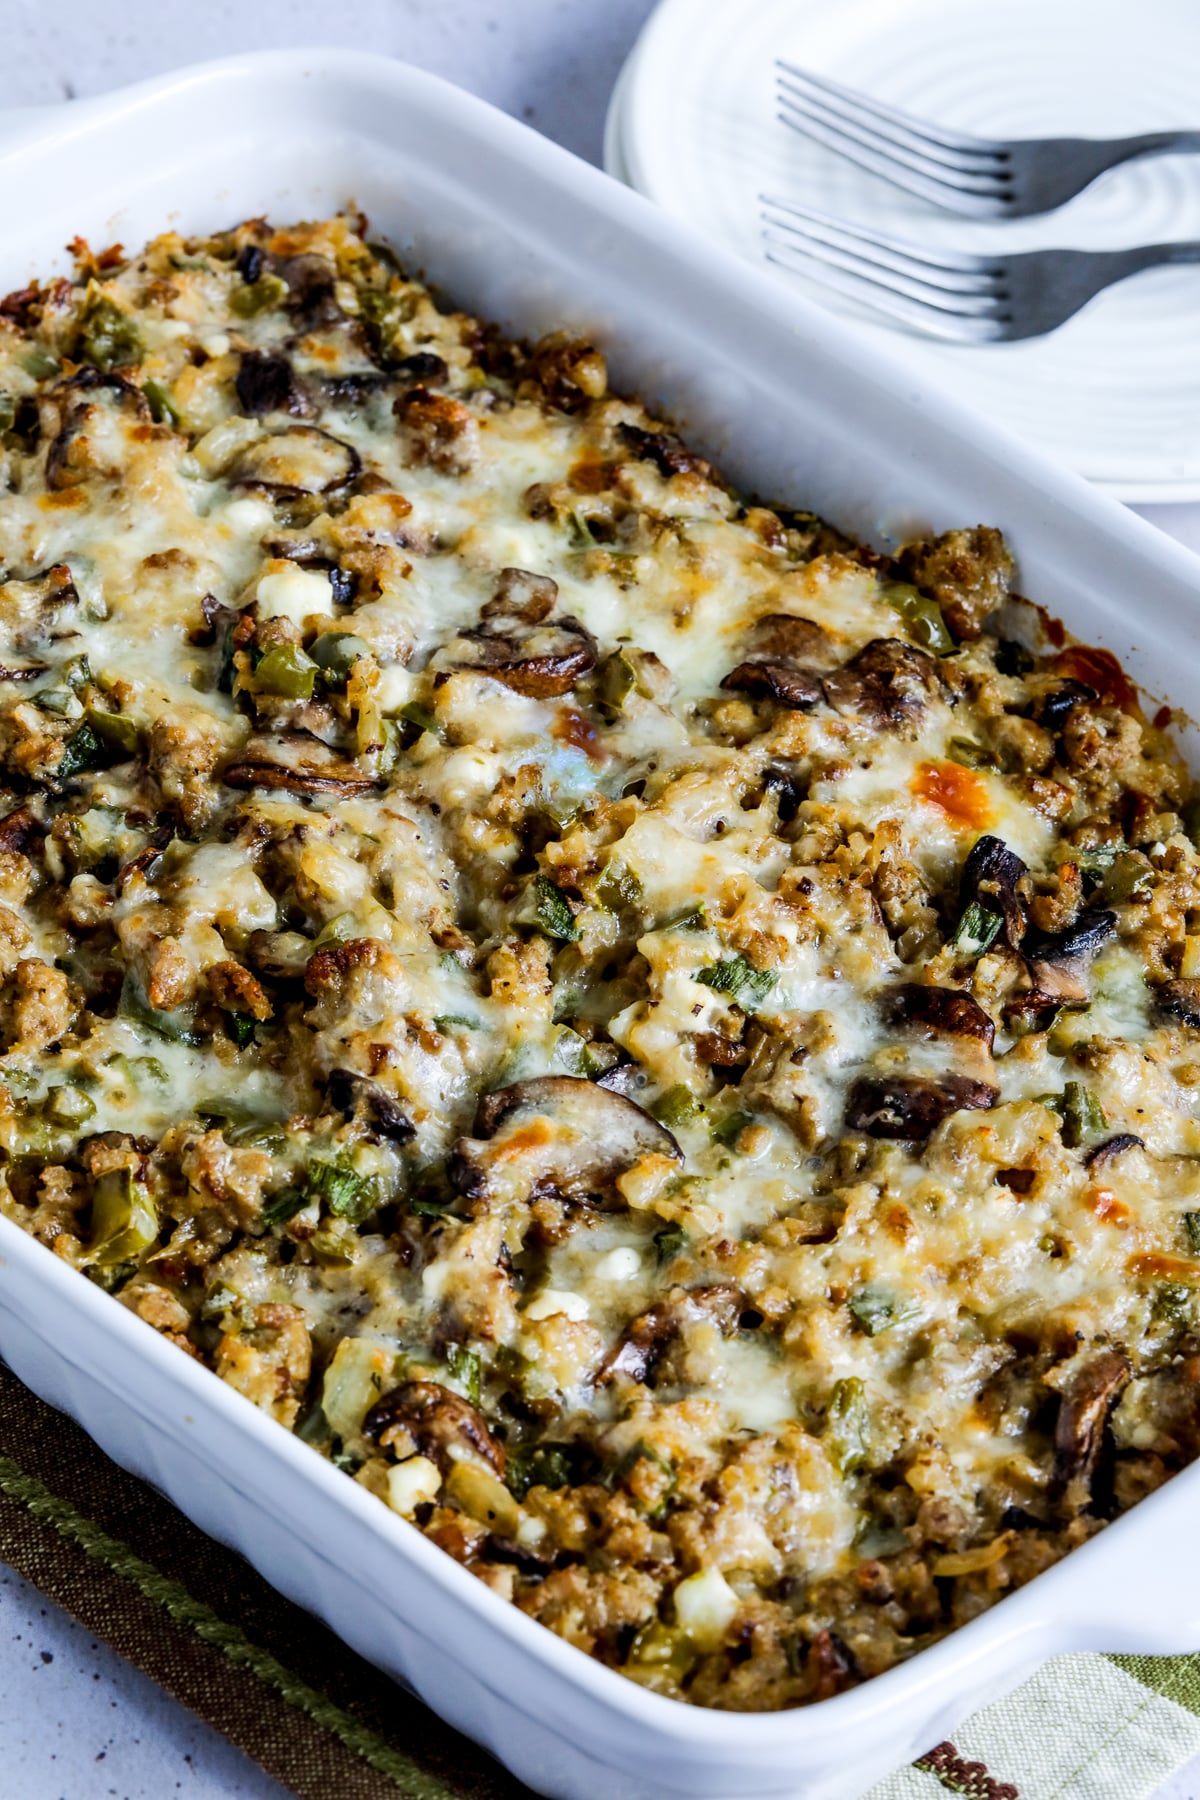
[2,3,1199,1794]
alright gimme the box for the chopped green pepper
[625,1621,698,1685]
[826,1376,870,1475]
[506,1443,577,1500]
[56,722,105,780]
[596,860,644,911]
[946,736,998,772]
[1152,1282,1193,1327]
[711,1109,756,1147]
[44,1084,96,1127]
[654,1223,687,1264]
[847,1285,920,1337]
[87,707,141,755]
[21,347,59,380]
[310,632,369,689]
[697,955,775,1010]
[0,393,14,434]
[651,1085,701,1130]
[444,1343,482,1406]
[307,1158,378,1224]
[1060,1081,1106,1149]
[599,648,636,713]
[229,274,287,318]
[880,580,955,656]
[397,700,442,739]
[77,296,143,371]
[118,973,202,1046]
[89,1168,157,1266]
[534,875,580,942]
[1186,1212,1200,1255]
[253,644,318,701]
[949,900,1002,959]
[1102,852,1154,905]
[313,913,357,950]
[261,1186,309,1229]
[141,378,180,426]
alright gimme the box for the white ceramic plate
[607,0,1200,500]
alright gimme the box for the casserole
[2,48,1200,1798]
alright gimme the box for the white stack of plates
[604,0,1200,501]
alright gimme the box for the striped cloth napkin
[0,1358,1195,1800]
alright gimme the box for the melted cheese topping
[0,215,1198,1713]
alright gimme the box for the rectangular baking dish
[2,50,1200,1800]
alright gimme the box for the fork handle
[1101,130,1200,167]
[1101,240,1200,277]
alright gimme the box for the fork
[776,61,1200,219]
[760,196,1200,342]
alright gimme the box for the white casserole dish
[2,50,1200,1800]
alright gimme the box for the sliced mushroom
[1016,909,1117,1015]
[884,984,995,1050]
[751,614,831,663]
[447,1075,681,1206]
[1035,678,1098,731]
[235,351,309,418]
[246,928,312,980]
[617,422,713,481]
[445,615,598,699]
[319,370,394,407]
[595,1062,654,1102]
[1023,911,1117,966]
[597,1283,745,1386]
[363,1378,505,1476]
[44,368,150,491]
[1154,980,1200,1028]
[1084,1133,1145,1170]
[761,765,806,824]
[326,1069,415,1141]
[898,525,1013,642]
[392,351,449,386]
[222,731,377,797]
[1050,1347,1131,1514]
[481,568,559,627]
[720,659,823,710]
[0,563,82,649]
[229,426,360,498]
[958,834,1027,950]
[279,252,341,323]
[845,1073,998,1140]
[821,638,939,732]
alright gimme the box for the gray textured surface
[0,1,1197,1794]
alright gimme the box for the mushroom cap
[447,1075,681,1206]
[229,425,361,497]
[884,984,995,1050]
[845,1072,998,1141]
[720,659,823,710]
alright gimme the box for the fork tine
[775,107,1010,219]
[760,224,1006,317]
[759,204,1007,295]
[763,241,1005,344]
[777,96,1012,200]
[776,60,1003,157]
[759,195,1007,275]
[777,77,1011,184]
